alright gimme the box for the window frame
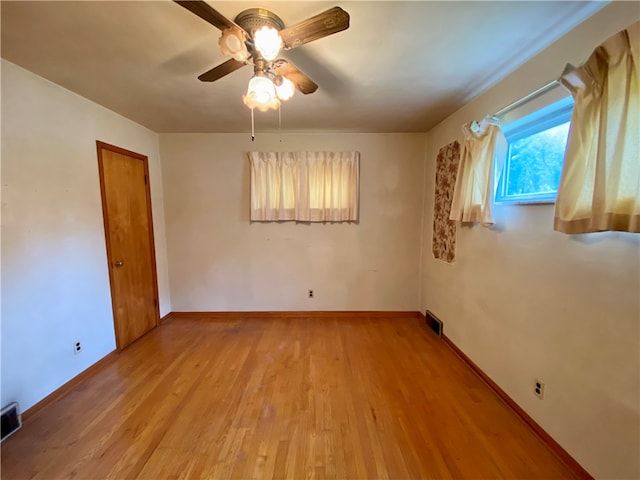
[496,96,574,205]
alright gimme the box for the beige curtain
[554,21,640,234]
[449,116,507,226]
[249,151,360,222]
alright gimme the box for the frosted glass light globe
[243,75,280,111]
[253,26,282,61]
[275,76,295,101]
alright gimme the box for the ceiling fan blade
[174,0,242,32]
[273,61,318,94]
[198,58,246,82]
[280,6,350,50]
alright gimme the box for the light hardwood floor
[2,315,580,479]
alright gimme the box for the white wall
[160,133,424,312]
[0,60,171,411]
[420,4,640,479]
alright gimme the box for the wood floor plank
[1,315,583,479]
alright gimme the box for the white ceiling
[1,1,605,133]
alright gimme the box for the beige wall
[159,133,425,312]
[420,4,640,479]
[0,60,171,411]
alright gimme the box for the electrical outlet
[534,379,545,399]
[74,341,82,355]
[308,289,314,298]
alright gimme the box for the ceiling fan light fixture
[253,26,282,61]
[275,76,295,101]
[243,74,280,111]
[219,28,249,62]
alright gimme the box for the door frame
[96,140,161,350]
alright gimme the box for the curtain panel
[249,151,360,222]
[449,116,507,226]
[554,21,640,234]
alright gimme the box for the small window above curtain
[249,151,360,222]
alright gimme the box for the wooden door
[97,141,159,350]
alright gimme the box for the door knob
[114,260,124,267]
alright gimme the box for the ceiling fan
[174,1,350,112]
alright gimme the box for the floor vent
[1,402,22,442]
[425,310,443,337]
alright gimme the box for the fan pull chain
[278,105,282,143]
[251,108,255,141]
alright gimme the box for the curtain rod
[493,79,562,118]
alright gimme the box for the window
[496,96,574,204]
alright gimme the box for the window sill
[495,199,556,206]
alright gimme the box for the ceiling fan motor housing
[235,8,285,34]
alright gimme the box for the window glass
[497,96,573,204]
